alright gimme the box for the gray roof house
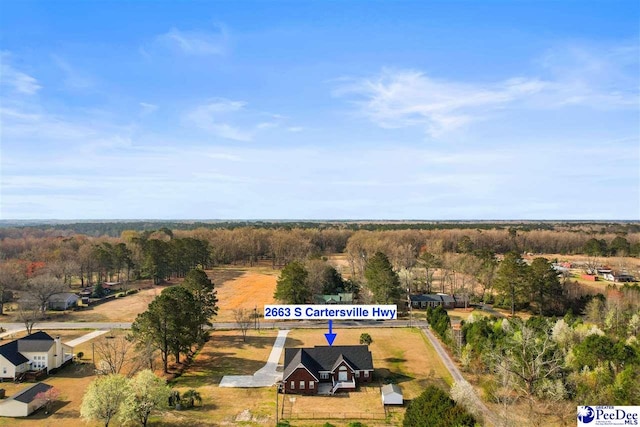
[283,345,374,395]
[47,293,79,310]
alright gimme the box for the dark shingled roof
[0,340,29,366]
[17,331,54,353]
[12,382,53,404]
[283,345,373,381]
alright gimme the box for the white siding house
[0,382,52,417]
[0,332,73,380]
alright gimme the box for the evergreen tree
[364,252,402,304]
[493,252,529,316]
[274,261,310,304]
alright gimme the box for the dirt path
[420,327,499,427]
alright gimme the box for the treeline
[2,226,640,265]
[2,220,639,238]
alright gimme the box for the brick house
[282,345,374,395]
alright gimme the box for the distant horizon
[2,1,638,220]
[1,218,638,224]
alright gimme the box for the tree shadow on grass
[50,361,96,379]
[374,368,413,384]
[384,357,407,363]
[28,400,72,419]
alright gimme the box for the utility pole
[254,306,257,330]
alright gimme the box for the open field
[214,269,278,322]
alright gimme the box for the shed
[0,382,52,417]
[381,383,403,405]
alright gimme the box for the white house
[47,293,79,310]
[0,332,73,380]
[381,383,403,405]
[0,382,52,417]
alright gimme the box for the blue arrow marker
[324,319,337,346]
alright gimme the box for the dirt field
[214,269,278,322]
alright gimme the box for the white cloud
[287,126,304,133]
[0,52,41,95]
[336,43,639,137]
[183,99,253,141]
[156,26,228,56]
[336,69,547,136]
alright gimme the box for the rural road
[0,319,427,332]
[421,326,499,427]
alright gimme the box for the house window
[309,381,315,389]
[355,371,360,378]
[300,381,305,389]
[290,381,295,389]
[364,371,369,378]
[320,373,329,380]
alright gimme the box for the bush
[359,333,372,345]
[347,423,366,427]
[403,385,475,427]
[76,351,84,359]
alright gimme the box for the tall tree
[418,251,442,293]
[274,261,310,304]
[131,287,199,372]
[182,268,218,342]
[364,252,402,304]
[528,257,563,316]
[22,273,68,315]
[80,374,131,427]
[493,252,529,316]
[119,370,170,427]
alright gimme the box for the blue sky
[1,1,638,220]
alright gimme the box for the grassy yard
[167,329,281,425]
[161,327,451,426]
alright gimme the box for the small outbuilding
[381,383,403,405]
[0,382,52,417]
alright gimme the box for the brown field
[214,269,278,322]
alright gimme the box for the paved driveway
[219,329,290,388]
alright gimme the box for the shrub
[76,351,84,359]
[359,333,372,345]
[403,385,475,427]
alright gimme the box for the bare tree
[233,308,252,342]
[94,334,137,376]
[22,273,68,316]
[17,300,40,334]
